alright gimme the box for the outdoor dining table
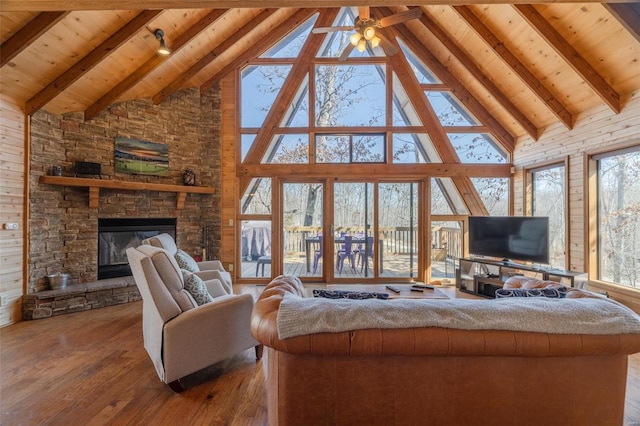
[305,236,384,273]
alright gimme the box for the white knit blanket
[276,293,640,339]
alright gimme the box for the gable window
[593,146,640,289]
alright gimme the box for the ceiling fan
[312,7,422,60]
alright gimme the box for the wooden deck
[241,253,455,281]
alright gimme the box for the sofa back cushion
[136,245,197,312]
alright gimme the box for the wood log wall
[513,89,640,313]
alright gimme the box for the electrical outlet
[228,263,234,272]
[2,223,18,230]
[0,296,8,306]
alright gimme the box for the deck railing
[283,226,462,258]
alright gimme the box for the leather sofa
[251,275,640,426]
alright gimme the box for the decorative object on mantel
[74,161,102,178]
[115,136,168,176]
[182,169,196,186]
[49,165,63,176]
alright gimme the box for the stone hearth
[22,276,141,320]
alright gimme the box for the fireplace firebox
[98,218,176,279]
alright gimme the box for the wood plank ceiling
[1,2,639,141]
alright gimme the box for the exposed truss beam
[85,9,228,120]
[0,12,69,68]
[238,163,511,178]
[453,5,574,130]
[380,9,515,153]
[384,27,488,216]
[3,1,636,13]
[604,3,640,43]
[410,7,539,140]
[514,4,620,114]
[152,9,278,105]
[25,10,163,115]
[200,8,319,91]
[239,8,337,193]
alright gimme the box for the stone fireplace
[98,218,177,279]
[27,87,222,296]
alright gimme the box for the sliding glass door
[282,182,324,279]
[379,182,419,279]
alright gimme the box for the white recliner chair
[142,233,233,293]
[126,244,261,392]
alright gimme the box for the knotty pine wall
[0,95,27,326]
[513,89,640,313]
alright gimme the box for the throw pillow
[312,289,389,300]
[175,249,199,272]
[495,286,568,299]
[181,269,213,306]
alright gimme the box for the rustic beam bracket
[39,176,215,210]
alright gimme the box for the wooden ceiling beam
[603,3,640,43]
[384,32,461,163]
[152,9,278,105]
[200,8,319,91]
[411,7,539,140]
[242,8,335,165]
[25,10,163,116]
[384,26,490,216]
[238,163,512,178]
[380,10,515,153]
[453,5,575,130]
[514,4,620,114]
[238,8,335,193]
[0,11,69,68]
[85,9,228,120]
[3,1,635,13]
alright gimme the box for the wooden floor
[1,284,640,425]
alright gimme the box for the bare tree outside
[532,166,566,268]
[598,149,640,288]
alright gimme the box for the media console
[456,257,588,298]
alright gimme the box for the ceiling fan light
[357,38,367,52]
[370,36,381,49]
[349,32,361,46]
[363,26,376,41]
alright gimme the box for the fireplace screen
[98,218,176,279]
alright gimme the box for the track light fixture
[154,29,171,55]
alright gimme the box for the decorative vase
[182,169,196,186]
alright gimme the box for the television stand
[456,258,587,298]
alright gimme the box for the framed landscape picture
[115,137,169,176]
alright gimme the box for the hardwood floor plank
[1,285,639,425]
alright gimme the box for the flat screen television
[468,216,549,264]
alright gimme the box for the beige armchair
[142,233,233,293]
[126,244,261,392]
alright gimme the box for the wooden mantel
[39,176,216,209]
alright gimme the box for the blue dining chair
[336,235,356,273]
[312,235,323,274]
[358,236,375,272]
